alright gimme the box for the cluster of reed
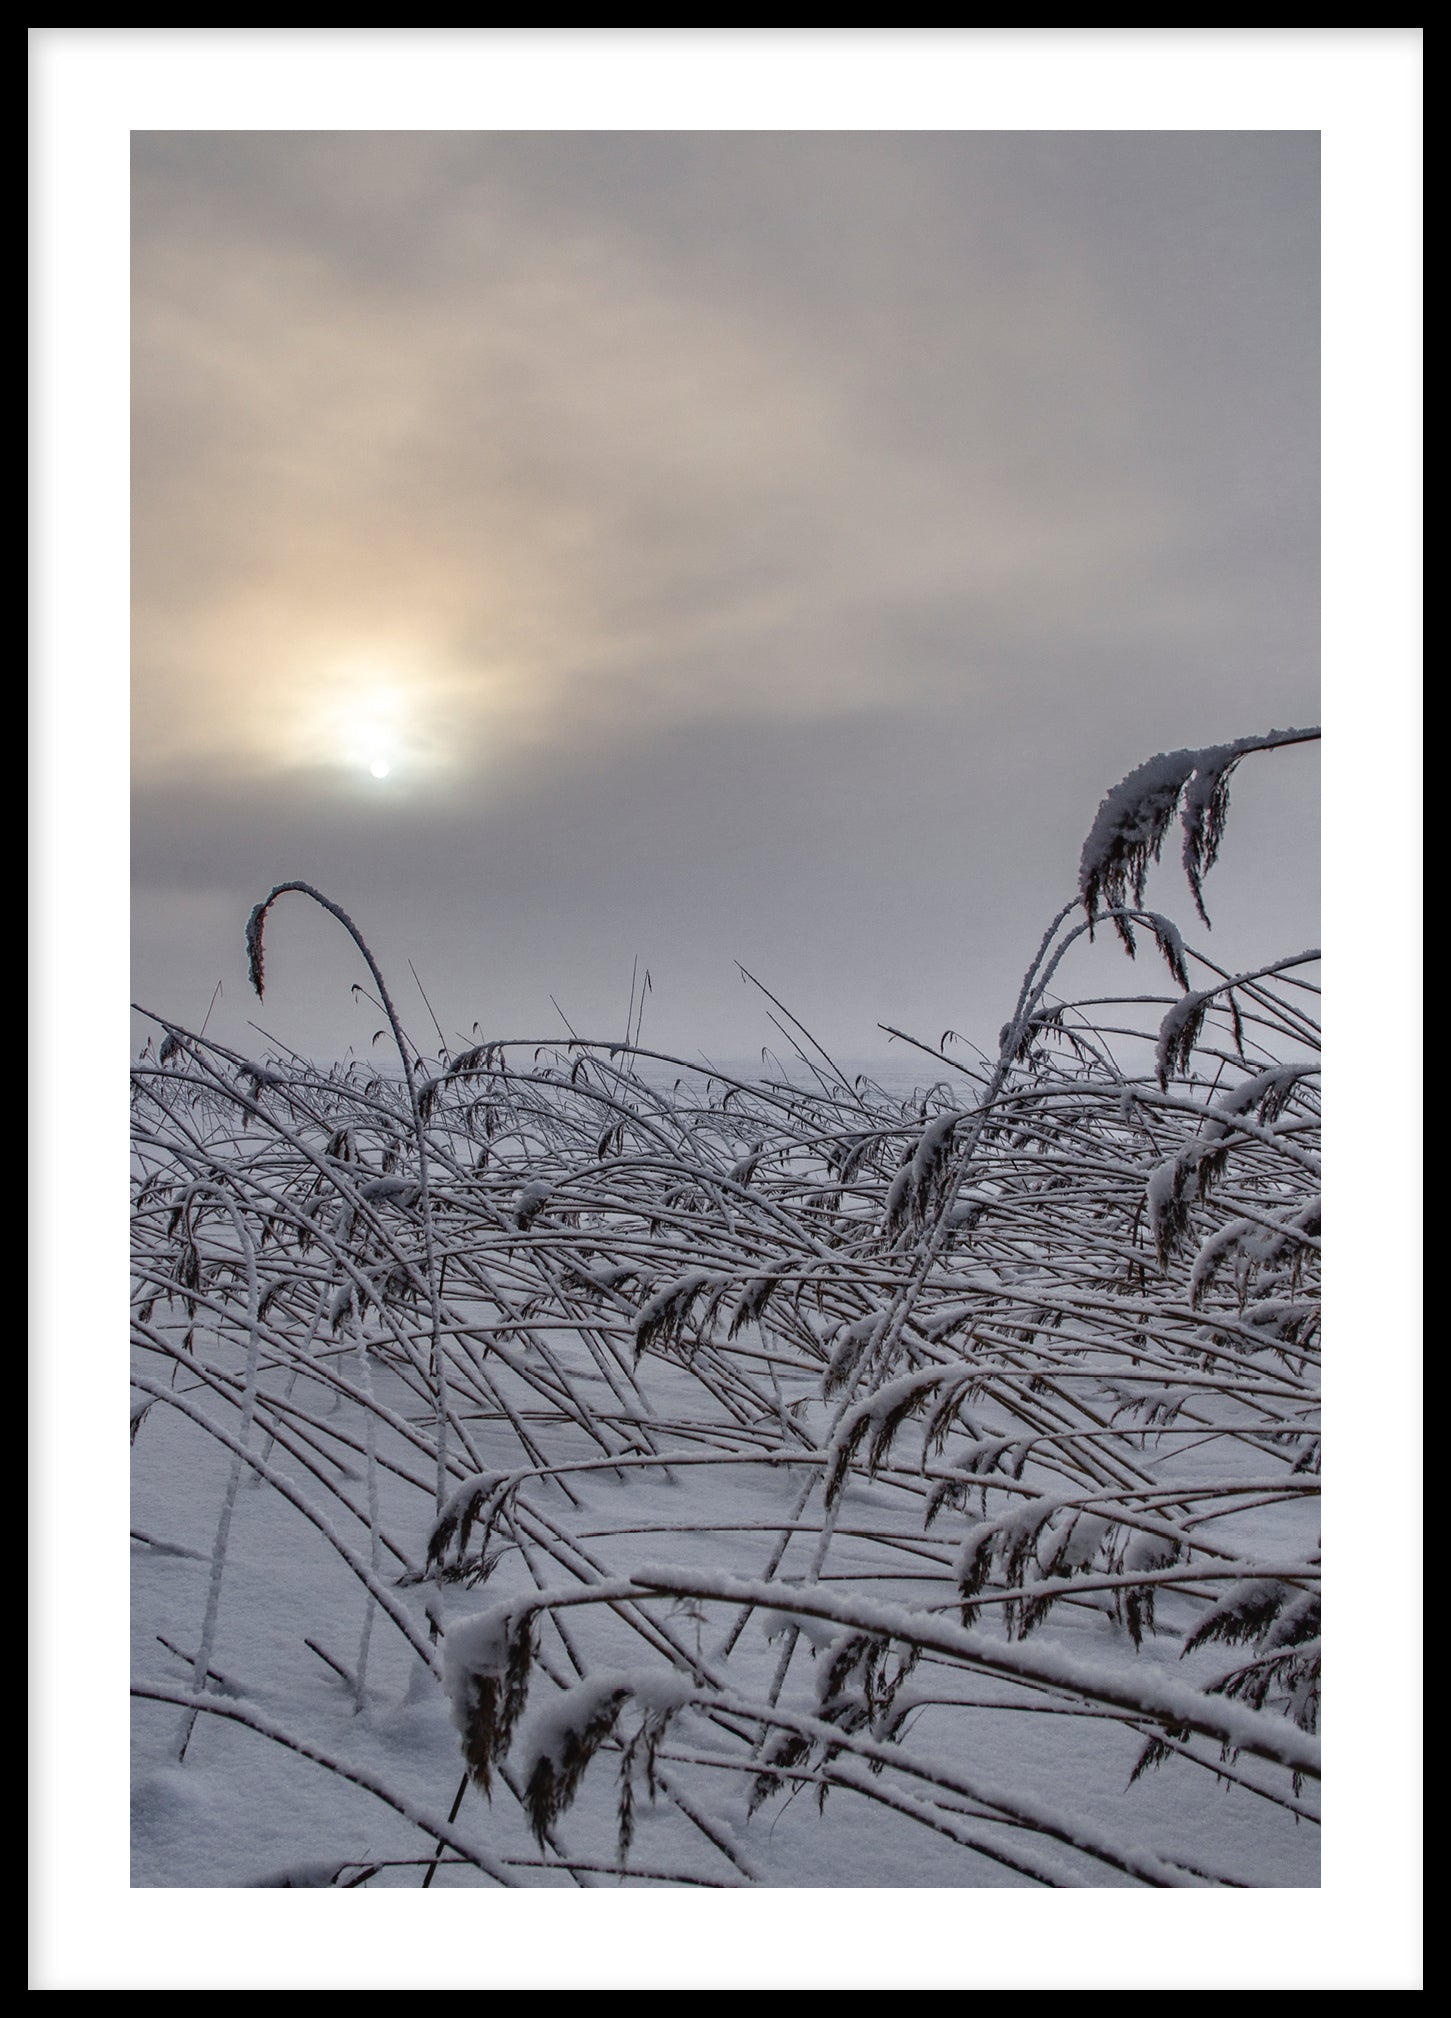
[132,732,1319,1887]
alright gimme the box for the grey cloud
[132,131,1318,1061]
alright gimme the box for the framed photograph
[32,28,1420,1993]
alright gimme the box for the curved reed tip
[245,901,269,1000]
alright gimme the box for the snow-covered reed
[131,731,1319,1887]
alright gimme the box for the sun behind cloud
[286,658,443,786]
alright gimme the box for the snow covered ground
[132,1337,1319,1891]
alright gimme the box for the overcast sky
[131,130,1319,1068]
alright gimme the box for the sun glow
[286,651,483,787]
[293,665,421,782]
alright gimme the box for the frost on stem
[444,1604,538,1796]
[521,1678,633,1847]
[520,1670,698,1856]
[1155,990,1213,1089]
[519,1670,692,1852]
[426,1471,510,1577]
[1126,1582,1322,1782]
[825,1367,956,1505]
[514,1179,551,1231]
[633,1270,721,1363]
[1078,728,1319,949]
[881,1110,963,1239]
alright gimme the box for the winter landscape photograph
[31,25,1420,1995]
[128,119,1326,1896]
